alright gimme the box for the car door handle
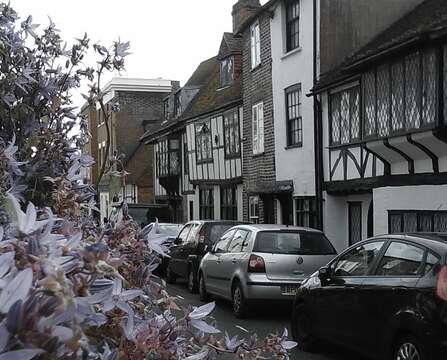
[393,286,408,292]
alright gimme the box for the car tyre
[393,335,429,360]
[187,267,198,294]
[166,264,176,284]
[199,273,211,302]
[232,282,249,318]
[291,304,317,352]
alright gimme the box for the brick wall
[241,12,276,222]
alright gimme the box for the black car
[166,220,244,293]
[291,233,447,360]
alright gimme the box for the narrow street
[167,281,367,360]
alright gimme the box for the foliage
[0,3,297,359]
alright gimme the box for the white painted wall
[271,0,315,197]
[373,185,447,235]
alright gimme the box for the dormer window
[163,98,169,121]
[220,57,234,87]
[174,92,182,118]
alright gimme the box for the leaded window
[157,139,180,177]
[224,110,240,157]
[286,0,300,52]
[389,210,447,233]
[220,57,234,87]
[195,121,213,163]
[200,189,214,220]
[329,86,360,145]
[362,48,437,139]
[157,140,169,177]
[295,198,316,228]
[286,84,302,147]
[221,187,237,220]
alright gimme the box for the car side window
[177,224,192,243]
[228,229,249,253]
[334,241,385,277]
[376,241,425,276]
[214,230,236,253]
[186,223,200,244]
[424,252,440,274]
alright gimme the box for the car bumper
[244,281,301,300]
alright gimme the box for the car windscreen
[254,231,336,255]
[209,224,234,244]
[159,224,183,237]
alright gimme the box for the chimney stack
[232,0,261,34]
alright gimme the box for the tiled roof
[179,58,242,121]
[184,56,217,87]
[218,33,243,60]
[315,0,447,91]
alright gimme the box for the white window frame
[252,102,264,154]
[249,196,260,224]
[250,22,261,69]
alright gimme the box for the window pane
[434,213,447,232]
[403,213,418,232]
[391,62,404,131]
[422,49,437,125]
[364,71,376,137]
[330,93,341,144]
[405,52,421,130]
[350,88,360,140]
[377,64,390,137]
[389,214,402,234]
[334,241,384,276]
[376,242,424,276]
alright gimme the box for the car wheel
[291,304,317,352]
[199,273,211,302]
[232,282,248,318]
[394,336,428,360]
[187,268,198,293]
[166,264,176,284]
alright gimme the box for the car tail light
[198,228,206,243]
[437,266,447,301]
[248,254,266,273]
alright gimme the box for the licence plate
[280,285,299,295]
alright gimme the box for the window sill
[250,63,262,73]
[196,160,214,165]
[285,143,303,150]
[217,85,232,92]
[252,152,265,158]
[281,47,302,60]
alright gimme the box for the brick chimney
[232,0,261,34]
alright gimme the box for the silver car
[198,224,337,317]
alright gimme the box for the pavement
[167,280,368,360]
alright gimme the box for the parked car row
[160,221,447,360]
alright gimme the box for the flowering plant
[0,3,297,359]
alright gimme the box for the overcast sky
[10,0,266,98]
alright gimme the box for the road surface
[167,280,368,360]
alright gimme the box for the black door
[262,195,275,224]
[315,240,386,348]
[349,202,362,245]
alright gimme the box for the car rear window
[254,231,336,255]
[209,224,234,244]
[158,224,182,237]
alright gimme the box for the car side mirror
[174,237,181,245]
[318,267,332,284]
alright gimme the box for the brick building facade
[82,78,177,221]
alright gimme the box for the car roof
[231,224,323,233]
[364,233,447,255]
[186,220,246,225]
